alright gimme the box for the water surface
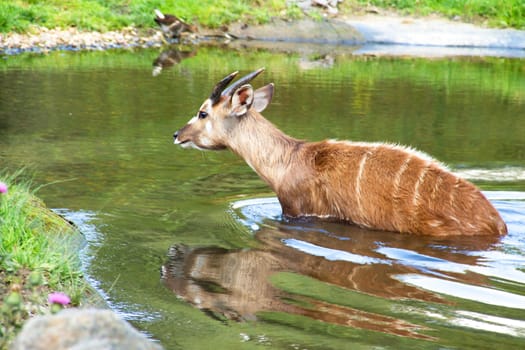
[1,47,524,349]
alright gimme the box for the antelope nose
[173,131,178,140]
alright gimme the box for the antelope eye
[198,111,208,119]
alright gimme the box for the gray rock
[10,308,163,350]
[229,19,364,45]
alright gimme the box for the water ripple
[282,238,389,265]
[397,274,525,309]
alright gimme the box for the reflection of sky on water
[283,238,390,265]
[451,311,525,338]
[377,246,525,283]
[397,274,525,309]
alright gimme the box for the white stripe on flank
[430,172,443,201]
[449,180,457,208]
[413,165,429,207]
[393,154,412,201]
[355,148,373,218]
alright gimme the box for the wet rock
[10,308,163,350]
[229,18,364,44]
[346,16,525,50]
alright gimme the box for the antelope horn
[209,71,238,104]
[222,67,265,97]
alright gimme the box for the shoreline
[2,14,525,58]
[0,26,166,56]
[226,16,525,58]
[0,175,94,348]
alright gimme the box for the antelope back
[290,141,507,236]
[173,68,274,150]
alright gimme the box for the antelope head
[173,68,274,150]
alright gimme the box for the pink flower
[0,182,7,194]
[48,292,70,305]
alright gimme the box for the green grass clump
[346,0,525,29]
[0,1,51,32]
[0,171,87,348]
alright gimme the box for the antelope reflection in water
[162,218,500,340]
[152,48,197,76]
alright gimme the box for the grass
[0,170,88,348]
[345,0,525,29]
[0,0,298,33]
[0,0,523,33]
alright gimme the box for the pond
[1,46,525,349]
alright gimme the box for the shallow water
[1,47,525,349]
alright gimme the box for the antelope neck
[226,112,303,191]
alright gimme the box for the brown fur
[174,71,507,236]
[283,141,507,236]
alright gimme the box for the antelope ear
[253,83,274,112]
[231,84,254,117]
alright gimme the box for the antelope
[173,68,507,236]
